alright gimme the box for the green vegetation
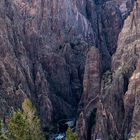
[66,127,78,140]
[8,111,29,140]
[135,131,140,140]
[0,119,8,140]
[1,99,80,140]
[22,98,45,140]
[8,98,45,140]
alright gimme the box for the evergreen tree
[22,98,45,140]
[8,111,30,140]
[66,127,78,140]
[8,98,45,140]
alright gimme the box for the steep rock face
[0,0,91,127]
[76,1,140,140]
[0,0,120,120]
[0,0,98,128]
[115,2,140,139]
[76,46,101,140]
[0,0,53,127]
[0,0,138,139]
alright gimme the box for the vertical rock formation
[77,46,101,140]
[0,0,140,140]
[76,0,140,140]
[0,0,94,128]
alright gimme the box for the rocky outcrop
[76,1,140,140]
[0,0,120,118]
[0,0,139,139]
[76,46,101,140]
[0,0,94,129]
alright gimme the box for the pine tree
[8,111,30,140]
[8,98,45,140]
[22,98,45,140]
[66,127,78,140]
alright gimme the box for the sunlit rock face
[0,0,139,138]
[11,0,94,48]
[119,1,140,139]
[76,1,140,140]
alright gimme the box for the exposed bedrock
[0,0,140,140]
[76,1,140,140]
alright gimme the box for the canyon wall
[76,1,140,140]
[0,0,140,140]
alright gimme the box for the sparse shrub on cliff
[66,127,78,140]
[135,131,140,140]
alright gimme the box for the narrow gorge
[0,0,139,140]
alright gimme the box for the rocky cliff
[76,1,140,140]
[0,0,139,140]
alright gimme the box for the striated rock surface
[0,0,95,128]
[76,1,140,140]
[0,0,140,139]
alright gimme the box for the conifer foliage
[66,127,78,140]
[135,131,140,140]
[22,98,45,140]
[8,98,45,140]
[8,111,29,140]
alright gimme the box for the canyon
[0,0,140,140]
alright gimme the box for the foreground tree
[66,127,78,140]
[8,98,45,140]
[8,111,29,140]
[22,98,45,140]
